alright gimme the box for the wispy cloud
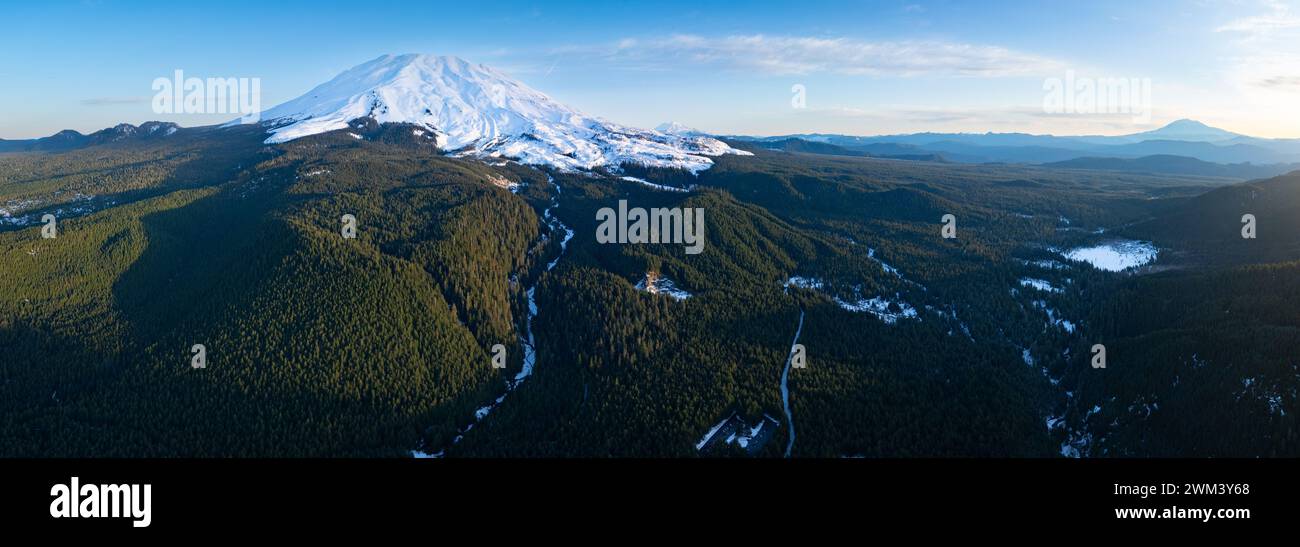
[775,104,1178,136]
[1213,1,1300,99]
[1225,52,1300,94]
[81,96,151,106]
[1258,75,1300,88]
[1216,0,1300,35]
[553,34,1063,77]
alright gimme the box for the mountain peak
[1164,118,1211,128]
[255,54,749,172]
[1131,119,1240,142]
[655,122,703,136]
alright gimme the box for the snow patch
[696,415,732,450]
[1019,278,1062,293]
[784,276,824,290]
[835,296,918,324]
[1032,300,1076,333]
[620,175,692,192]
[1061,241,1158,272]
[634,271,691,300]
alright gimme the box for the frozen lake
[1062,241,1157,272]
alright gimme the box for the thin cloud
[782,105,1177,136]
[1224,52,1300,93]
[1216,0,1300,34]
[81,96,151,106]
[1258,75,1300,88]
[554,34,1064,77]
[1215,2,1300,101]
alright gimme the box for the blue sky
[2,0,1298,139]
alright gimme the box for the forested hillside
[2,126,542,456]
[3,122,1297,457]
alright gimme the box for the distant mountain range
[751,137,946,162]
[1044,155,1300,180]
[0,122,180,152]
[730,119,1300,179]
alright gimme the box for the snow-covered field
[695,415,732,450]
[695,413,780,453]
[1062,241,1158,272]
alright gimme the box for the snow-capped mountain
[252,54,749,172]
[654,122,706,137]
[1124,119,1241,143]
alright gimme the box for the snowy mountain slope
[251,54,749,173]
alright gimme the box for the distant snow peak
[1133,119,1241,142]
[655,121,703,136]
[256,54,749,172]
